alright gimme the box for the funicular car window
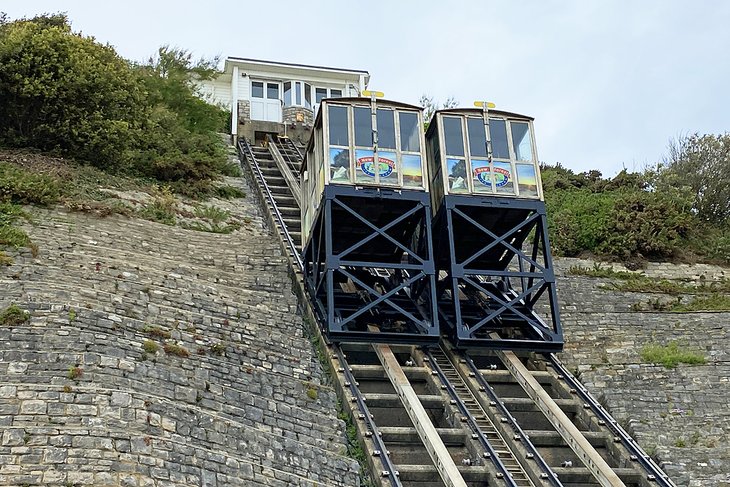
[510,122,532,161]
[466,117,492,193]
[328,105,350,182]
[489,119,514,194]
[354,106,375,184]
[399,111,423,188]
[376,109,397,185]
[443,116,468,193]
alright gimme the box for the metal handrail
[547,354,676,487]
[238,139,303,272]
[463,353,562,486]
[267,134,302,207]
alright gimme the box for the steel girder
[303,185,439,344]
[433,195,563,352]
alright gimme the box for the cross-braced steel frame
[434,195,563,352]
[303,185,439,344]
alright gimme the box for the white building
[198,57,370,143]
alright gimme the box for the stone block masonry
[0,172,358,485]
[553,258,729,487]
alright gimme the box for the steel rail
[462,353,563,486]
[240,137,404,487]
[239,139,303,271]
[547,354,676,487]
[426,348,520,487]
[334,346,403,487]
[267,134,302,206]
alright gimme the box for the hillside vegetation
[542,152,729,266]
[0,13,233,195]
[1,12,728,269]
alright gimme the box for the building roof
[225,57,370,84]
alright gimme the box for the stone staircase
[0,177,358,485]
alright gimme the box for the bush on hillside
[0,13,145,170]
[0,13,230,193]
[542,165,716,263]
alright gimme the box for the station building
[197,57,370,144]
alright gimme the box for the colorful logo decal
[358,156,395,178]
[474,166,510,187]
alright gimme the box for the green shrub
[67,366,83,380]
[0,202,31,250]
[542,165,724,264]
[163,343,190,358]
[0,14,146,170]
[194,205,230,224]
[142,340,159,354]
[640,341,706,368]
[214,185,246,199]
[0,15,230,192]
[672,294,730,312]
[142,325,171,339]
[0,164,61,205]
[0,304,30,325]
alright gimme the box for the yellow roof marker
[362,90,384,98]
[473,101,496,109]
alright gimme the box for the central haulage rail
[237,96,675,487]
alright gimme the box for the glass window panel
[399,111,420,152]
[328,105,349,146]
[467,117,488,158]
[377,109,396,149]
[295,82,301,105]
[251,81,264,98]
[329,148,350,182]
[355,149,375,183]
[447,158,468,193]
[304,83,312,109]
[511,122,533,161]
[267,83,278,99]
[443,116,465,157]
[402,154,423,188]
[316,88,327,104]
[517,164,539,198]
[471,159,493,193]
[493,161,515,194]
[490,119,510,159]
[283,82,292,106]
[354,106,373,147]
[378,151,398,185]
[330,89,342,98]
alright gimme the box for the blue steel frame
[303,184,439,344]
[435,195,563,351]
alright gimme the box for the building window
[284,82,292,106]
[251,81,264,98]
[316,88,328,104]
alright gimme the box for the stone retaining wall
[0,173,358,486]
[553,257,729,487]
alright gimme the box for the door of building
[250,80,282,122]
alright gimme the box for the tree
[419,94,458,128]
[659,133,730,224]
[0,13,146,169]
[0,13,231,194]
[139,46,227,133]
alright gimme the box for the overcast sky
[4,1,729,176]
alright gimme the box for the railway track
[237,137,675,487]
